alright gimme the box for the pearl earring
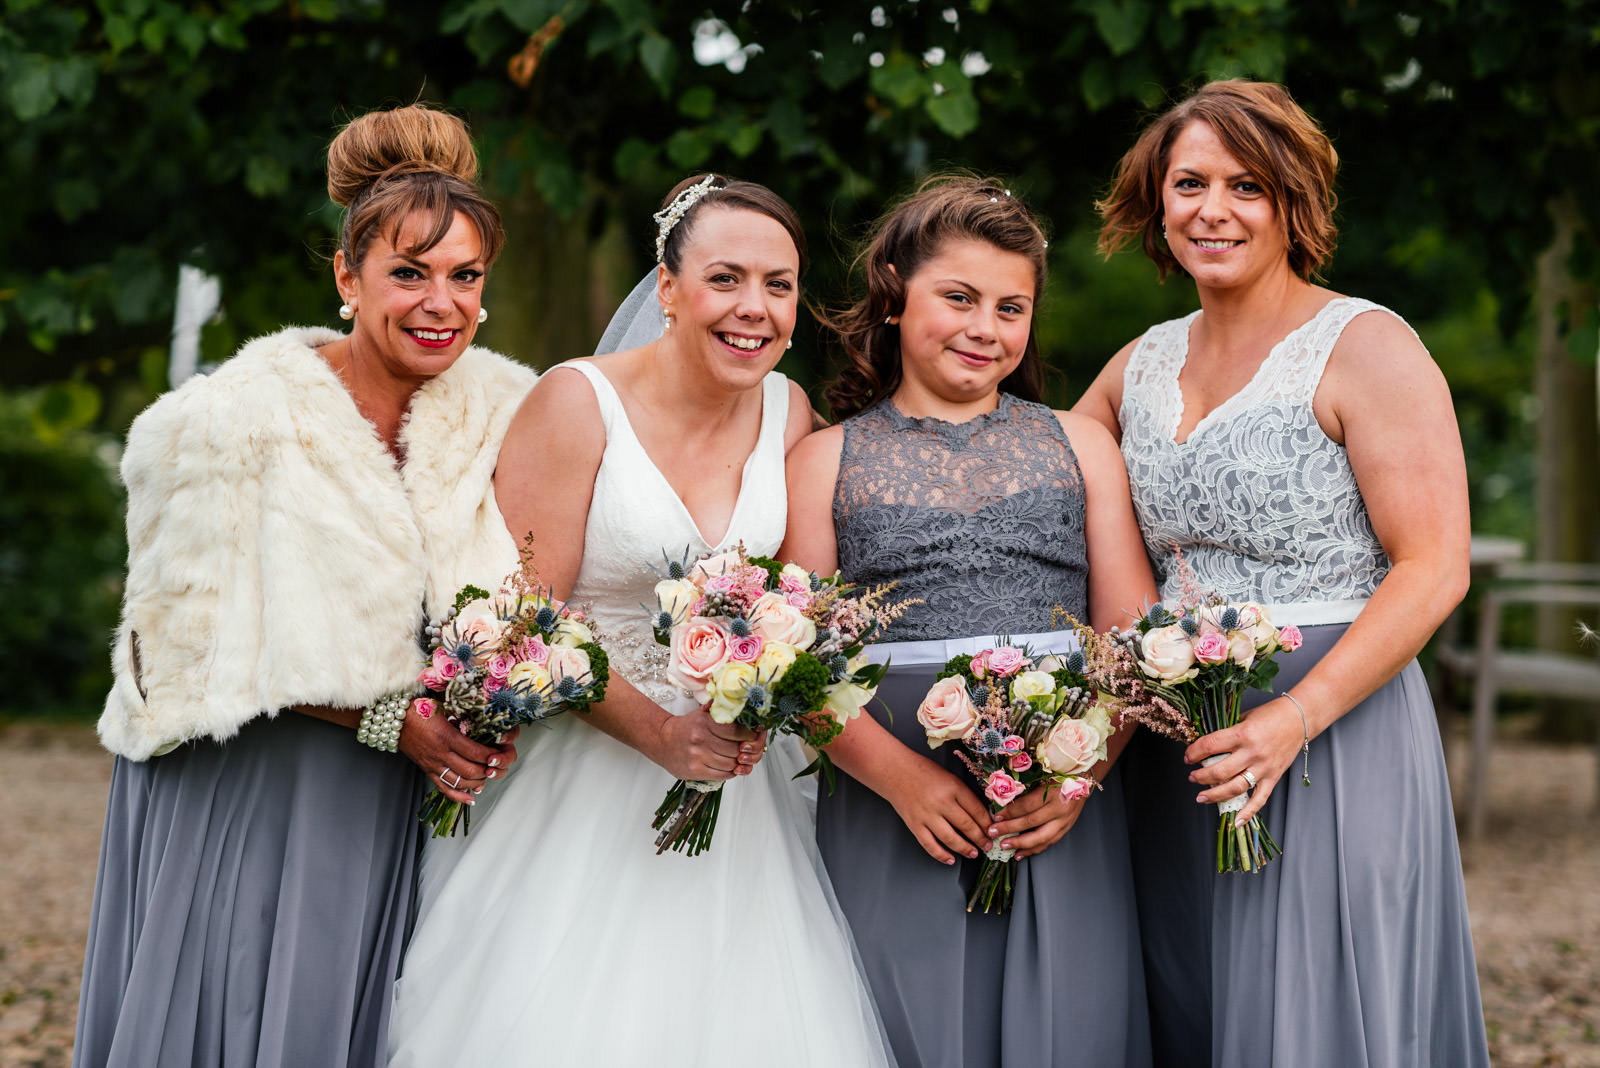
[478,307,488,324]
[663,310,674,333]
[1161,223,1168,241]
[339,303,354,320]
[786,339,793,350]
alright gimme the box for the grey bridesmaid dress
[815,396,1152,1068]
[1117,296,1490,1067]
[73,713,425,1067]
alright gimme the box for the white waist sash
[866,628,1082,668]
[1258,597,1369,627]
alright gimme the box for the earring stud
[339,303,354,320]
[477,307,488,324]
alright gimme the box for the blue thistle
[974,727,1007,755]
[1220,606,1240,631]
[556,675,584,700]
[1065,649,1088,674]
[744,683,771,711]
[534,605,559,630]
[654,610,675,632]
[1179,617,1199,637]
[970,684,991,706]
[776,694,803,716]
[809,573,822,591]
[829,654,849,677]
[729,616,752,638]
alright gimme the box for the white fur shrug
[99,326,536,760]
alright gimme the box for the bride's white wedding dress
[389,361,896,1067]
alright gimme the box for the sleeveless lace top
[1119,296,1408,612]
[561,361,790,705]
[833,394,1088,641]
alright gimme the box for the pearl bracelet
[356,691,410,752]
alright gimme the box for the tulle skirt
[388,714,896,1067]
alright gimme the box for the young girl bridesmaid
[782,176,1156,1068]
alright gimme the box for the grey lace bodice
[1119,296,1405,609]
[833,394,1088,641]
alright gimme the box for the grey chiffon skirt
[73,712,425,1068]
[815,664,1152,1068]
[1128,622,1490,1068]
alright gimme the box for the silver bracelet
[1282,690,1312,787]
[356,691,410,752]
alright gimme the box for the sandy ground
[1,722,1596,1067]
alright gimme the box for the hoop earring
[339,303,354,320]
[477,307,488,324]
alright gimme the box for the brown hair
[657,173,808,276]
[1097,79,1338,281]
[821,173,1050,421]
[327,103,504,271]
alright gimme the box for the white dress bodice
[1119,297,1412,621]
[563,360,790,706]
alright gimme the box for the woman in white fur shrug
[73,105,534,1068]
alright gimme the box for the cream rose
[823,680,873,724]
[1038,717,1106,777]
[1227,631,1257,670]
[507,660,553,693]
[551,618,594,648]
[754,639,798,677]
[1082,696,1116,742]
[1009,670,1057,704]
[688,550,744,584]
[917,675,978,748]
[668,617,732,699]
[1139,625,1199,682]
[748,592,817,649]
[707,660,759,724]
[1235,602,1279,653]
[654,578,701,622]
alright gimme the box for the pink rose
[419,667,447,691]
[410,697,436,720]
[969,650,990,679]
[917,675,979,748]
[487,653,515,681]
[728,634,765,662]
[1002,734,1025,752]
[748,592,817,648]
[985,647,1030,678]
[1278,625,1304,652]
[482,675,505,696]
[779,572,810,597]
[1058,776,1095,804]
[784,590,814,610]
[431,647,458,674]
[1009,752,1033,773]
[1193,631,1230,665]
[985,770,1026,807]
[548,645,592,684]
[1038,718,1105,777]
[668,617,733,699]
[688,550,744,584]
[705,574,738,596]
[518,635,550,665]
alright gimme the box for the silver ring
[440,768,462,789]
[1241,769,1258,790]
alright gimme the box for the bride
[388,175,896,1067]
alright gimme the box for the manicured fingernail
[489,757,500,768]
[472,787,482,795]
[943,857,955,865]
[466,797,475,805]
[487,769,498,780]
[987,826,998,836]
[1196,793,1207,803]
[1188,773,1197,783]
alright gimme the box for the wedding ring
[1241,769,1258,790]
[440,768,462,789]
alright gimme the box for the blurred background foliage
[0,0,1595,720]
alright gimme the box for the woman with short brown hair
[1078,79,1490,1066]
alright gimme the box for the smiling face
[658,205,800,391]
[335,208,487,382]
[1161,120,1292,293]
[893,237,1035,407]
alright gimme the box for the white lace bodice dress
[1114,297,1489,1068]
[388,362,896,1068]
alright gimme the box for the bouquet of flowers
[648,546,911,856]
[1109,595,1302,873]
[413,572,610,838]
[916,642,1116,913]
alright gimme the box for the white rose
[1139,625,1199,682]
[823,680,874,724]
[654,578,701,622]
[749,592,817,649]
[754,640,798,677]
[507,661,552,692]
[547,645,592,684]
[707,661,759,724]
[551,618,594,648]
[1010,670,1058,703]
[1235,602,1279,653]
[779,562,814,587]
[1082,696,1116,742]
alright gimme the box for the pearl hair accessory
[653,174,720,263]
[339,303,354,320]
[478,307,488,324]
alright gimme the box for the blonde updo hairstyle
[327,103,504,272]
[1097,79,1339,282]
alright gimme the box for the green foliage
[770,652,828,714]
[0,390,125,718]
[935,653,975,682]
[577,641,610,705]
[452,584,491,613]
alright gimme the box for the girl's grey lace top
[1119,296,1406,607]
[833,394,1088,641]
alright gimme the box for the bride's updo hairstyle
[656,173,808,276]
[822,173,1049,421]
[1097,79,1338,282]
[327,103,505,272]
